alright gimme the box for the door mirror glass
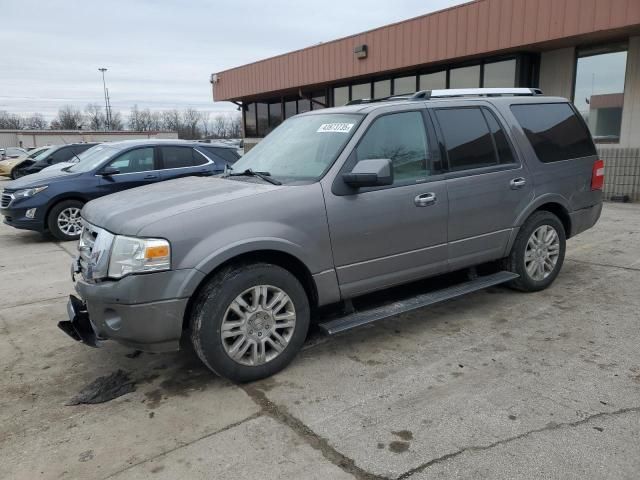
[342,158,393,188]
[100,166,120,176]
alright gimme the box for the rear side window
[200,146,240,165]
[435,107,515,172]
[510,103,596,162]
[160,146,194,169]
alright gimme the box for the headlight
[107,235,171,279]
[13,185,48,199]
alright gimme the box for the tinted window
[482,109,515,164]
[373,80,390,99]
[356,111,429,183]
[351,83,370,101]
[284,100,297,119]
[245,103,257,137]
[511,103,596,162]
[449,65,480,88]
[73,144,95,155]
[419,71,446,90]
[394,76,416,95]
[109,147,155,173]
[483,59,516,87]
[210,147,239,164]
[161,146,194,169]
[51,146,75,163]
[435,108,496,171]
[269,102,282,131]
[333,86,349,106]
[297,98,311,113]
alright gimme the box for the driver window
[355,111,429,183]
[108,147,155,173]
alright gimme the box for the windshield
[67,144,119,173]
[231,113,363,183]
[28,146,53,160]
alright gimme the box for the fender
[513,193,571,228]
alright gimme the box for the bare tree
[85,103,106,130]
[212,115,227,138]
[0,111,24,129]
[23,113,47,129]
[200,111,211,137]
[128,104,142,131]
[50,105,83,129]
[149,111,163,131]
[110,111,124,130]
[181,108,201,139]
[228,115,242,138]
[162,109,181,133]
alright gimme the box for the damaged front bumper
[58,295,103,348]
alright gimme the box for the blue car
[0,140,239,240]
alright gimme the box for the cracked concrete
[0,176,638,480]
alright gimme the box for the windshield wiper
[227,168,282,185]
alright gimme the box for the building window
[268,102,283,133]
[483,59,516,87]
[244,103,257,137]
[351,83,371,101]
[419,71,446,90]
[394,76,416,95]
[333,86,349,106]
[284,100,297,119]
[311,91,327,109]
[574,45,628,143]
[257,102,268,136]
[450,65,480,88]
[373,80,391,99]
[298,98,311,113]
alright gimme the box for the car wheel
[47,200,84,241]
[190,262,310,382]
[11,168,21,179]
[503,211,566,292]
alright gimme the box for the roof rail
[409,88,543,100]
[344,88,543,106]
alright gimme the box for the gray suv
[59,88,603,382]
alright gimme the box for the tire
[11,168,21,179]
[503,211,566,292]
[47,199,84,241]
[190,262,310,382]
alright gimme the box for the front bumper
[60,268,205,352]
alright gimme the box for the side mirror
[100,166,120,176]
[342,158,393,188]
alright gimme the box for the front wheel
[503,211,566,292]
[190,263,310,382]
[47,200,84,241]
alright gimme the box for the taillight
[591,159,604,191]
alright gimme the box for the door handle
[144,174,159,180]
[414,192,436,207]
[510,177,526,189]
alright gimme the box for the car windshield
[231,113,363,183]
[28,146,53,160]
[67,144,119,173]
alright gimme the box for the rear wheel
[504,211,566,292]
[190,263,310,382]
[10,168,21,179]
[47,200,84,241]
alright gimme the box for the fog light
[26,208,37,219]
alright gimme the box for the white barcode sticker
[317,123,354,133]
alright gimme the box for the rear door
[98,146,160,193]
[431,104,533,271]
[158,146,216,179]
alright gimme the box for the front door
[324,109,449,298]
[431,105,534,271]
[99,146,161,194]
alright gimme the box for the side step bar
[318,271,519,335]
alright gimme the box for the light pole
[98,68,111,130]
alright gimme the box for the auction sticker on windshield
[317,123,354,133]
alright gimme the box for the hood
[82,176,282,235]
[4,168,82,191]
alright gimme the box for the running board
[318,271,519,335]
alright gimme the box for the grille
[1,192,12,208]
[78,222,100,280]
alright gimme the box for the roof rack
[345,88,543,105]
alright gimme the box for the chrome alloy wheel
[525,224,560,281]
[57,207,83,236]
[221,285,296,366]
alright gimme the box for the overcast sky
[0,0,463,120]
